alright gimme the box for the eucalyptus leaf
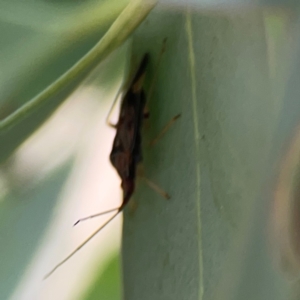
[269,16,300,298]
[0,162,73,300]
[82,253,121,300]
[0,0,157,163]
[159,0,299,8]
[0,0,127,32]
[122,7,289,300]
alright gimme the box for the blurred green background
[0,0,127,299]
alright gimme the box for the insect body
[44,45,179,278]
[44,54,151,279]
[110,54,149,209]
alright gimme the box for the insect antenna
[106,53,150,127]
[44,209,122,280]
[73,206,120,226]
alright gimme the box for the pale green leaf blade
[0,0,157,163]
[0,162,73,299]
[81,253,121,300]
[122,7,289,300]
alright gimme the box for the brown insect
[44,48,179,279]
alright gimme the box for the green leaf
[0,162,73,300]
[82,253,121,300]
[0,0,157,163]
[159,0,300,7]
[0,1,127,33]
[122,8,289,300]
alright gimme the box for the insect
[44,47,180,279]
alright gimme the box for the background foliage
[0,0,299,299]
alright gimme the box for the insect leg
[143,177,170,200]
[149,113,181,147]
[136,166,170,199]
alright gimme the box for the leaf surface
[122,7,289,300]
